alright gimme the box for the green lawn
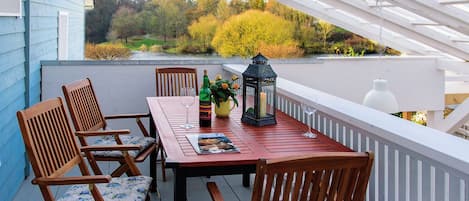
[124,37,175,50]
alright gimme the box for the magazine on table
[186,133,240,154]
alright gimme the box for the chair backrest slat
[291,170,304,200]
[17,98,82,178]
[155,67,199,96]
[62,78,106,132]
[251,152,374,201]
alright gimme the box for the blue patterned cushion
[91,136,155,158]
[57,176,152,201]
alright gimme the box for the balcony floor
[13,160,253,201]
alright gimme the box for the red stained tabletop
[147,97,351,168]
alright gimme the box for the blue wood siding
[0,0,84,200]
[0,14,26,201]
[29,0,84,104]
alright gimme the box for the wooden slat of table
[147,97,350,168]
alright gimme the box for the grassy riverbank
[123,36,176,51]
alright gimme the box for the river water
[130,51,227,60]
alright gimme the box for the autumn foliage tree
[212,10,298,58]
[188,14,220,52]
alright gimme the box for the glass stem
[185,106,189,125]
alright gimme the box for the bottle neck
[202,75,210,88]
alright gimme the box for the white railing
[224,64,469,201]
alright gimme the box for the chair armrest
[104,113,151,137]
[104,113,150,119]
[207,182,225,201]
[33,175,111,185]
[75,129,131,137]
[81,145,141,152]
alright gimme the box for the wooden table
[147,97,351,201]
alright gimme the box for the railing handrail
[224,64,469,175]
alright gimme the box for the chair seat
[58,176,152,201]
[91,136,155,158]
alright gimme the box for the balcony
[13,59,469,201]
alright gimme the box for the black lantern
[241,53,277,126]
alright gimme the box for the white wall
[269,57,444,112]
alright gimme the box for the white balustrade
[224,64,469,201]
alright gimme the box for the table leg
[150,112,157,192]
[242,172,250,187]
[174,168,187,201]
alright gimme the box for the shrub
[139,44,148,51]
[85,43,131,60]
[257,42,304,58]
[385,47,401,56]
[304,42,327,54]
[150,45,162,52]
[344,35,376,54]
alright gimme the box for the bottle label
[199,101,212,120]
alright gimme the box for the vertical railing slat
[449,174,461,201]
[421,161,432,201]
[435,168,446,201]
[244,82,469,201]
[409,156,419,201]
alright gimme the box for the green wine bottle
[199,69,212,127]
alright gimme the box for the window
[0,0,21,17]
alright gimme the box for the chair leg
[161,152,166,182]
[39,185,55,201]
[158,141,167,182]
[111,163,129,177]
[150,147,157,192]
[86,155,103,175]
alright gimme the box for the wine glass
[301,102,317,138]
[180,87,196,129]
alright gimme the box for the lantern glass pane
[261,85,275,116]
[245,85,256,117]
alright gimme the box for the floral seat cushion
[91,135,155,158]
[58,176,152,201]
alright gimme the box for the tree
[318,20,334,51]
[249,0,265,10]
[212,10,297,57]
[188,14,220,52]
[85,0,118,43]
[265,0,316,52]
[137,1,158,35]
[108,6,139,43]
[266,0,314,27]
[229,0,248,15]
[117,0,147,12]
[194,0,219,18]
[215,0,230,21]
[151,0,191,41]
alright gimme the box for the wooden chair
[61,78,157,189]
[155,67,199,96]
[155,67,199,181]
[207,152,374,201]
[17,98,152,201]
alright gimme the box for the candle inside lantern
[260,92,266,117]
